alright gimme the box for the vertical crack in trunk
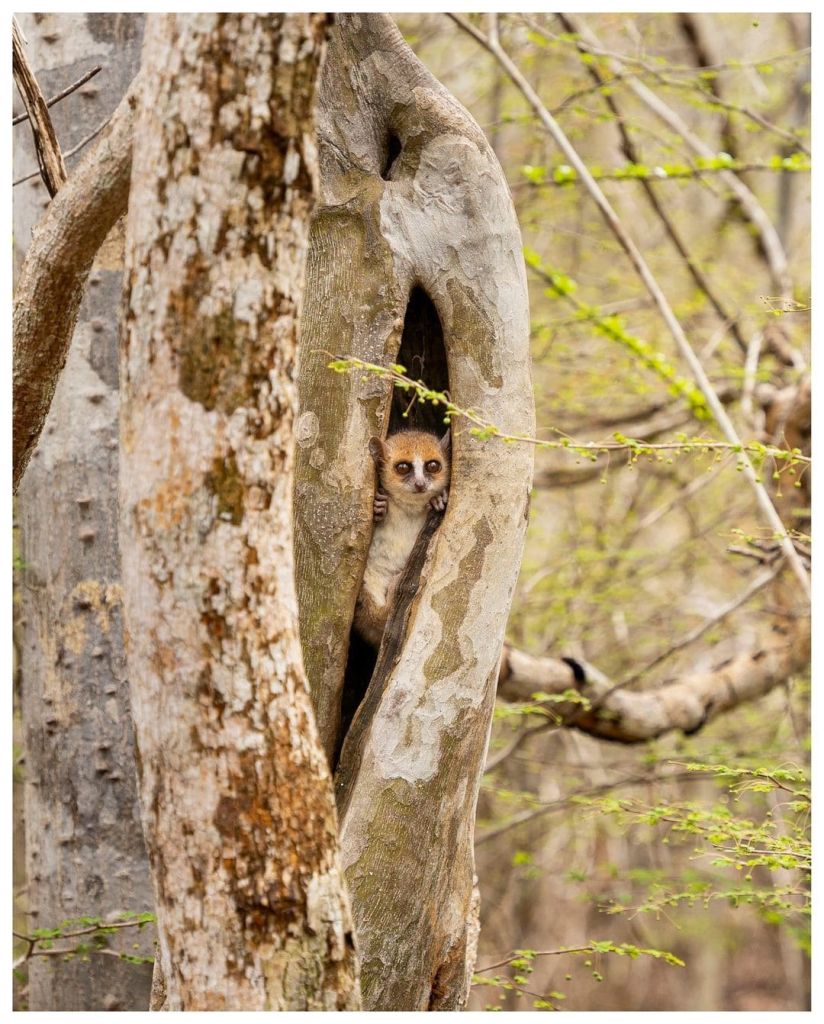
[336,285,450,768]
[295,13,535,1009]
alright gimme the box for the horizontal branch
[533,388,736,488]
[519,155,810,188]
[496,614,809,744]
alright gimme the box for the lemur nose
[414,480,427,492]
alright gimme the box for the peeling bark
[295,14,534,1009]
[120,14,359,1010]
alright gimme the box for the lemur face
[369,429,451,506]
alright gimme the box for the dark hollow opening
[381,132,402,181]
[334,287,450,773]
[389,287,450,436]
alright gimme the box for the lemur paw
[373,489,389,522]
[430,488,449,513]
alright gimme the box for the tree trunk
[119,14,359,1010]
[295,13,535,1009]
[15,14,154,1012]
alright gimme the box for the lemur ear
[368,436,386,465]
[439,428,451,454]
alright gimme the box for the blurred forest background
[398,11,810,1012]
[13,10,810,1013]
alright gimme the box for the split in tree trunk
[295,13,535,1009]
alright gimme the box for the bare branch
[447,13,810,600]
[12,17,67,196]
[615,562,784,690]
[12,63,102,125]
[13,80,138,492]
[557,11,749,358]
[484,720,554,772]
[636,464,720,531]
[14,112,113,187]
[496,610,808,745]
[741,330,764,427]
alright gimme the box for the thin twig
[518,160,811,186]
[13,113,113,187]
[636,465,720,531]
[728,544,780,564]
[13,64,102,125]
[484,720,554,773]
[334,358,811,467]
[557,11,749,357]
[447,12,809,600]
[476,770,698,846]
[476,945,594,974]
[741,331,764,426]
[608,562,784,692]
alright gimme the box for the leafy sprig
[13,912,156,971]
[473,939,683,1010]
[521,151,810,187]
[327,357,810,479]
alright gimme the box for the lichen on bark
[120,13,359,1010]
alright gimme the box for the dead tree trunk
[295,13,535,1009]
[120,14,359,1010]
[14,14,154,1011]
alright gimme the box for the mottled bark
[120,14,359,1010]
[295,13,534,1009]
[15,13,153,1011]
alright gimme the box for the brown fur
[354,429,450,647]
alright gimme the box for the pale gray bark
[15,13,153,1011]
[13,17,141,493]
[497,617,809,743]
[120,14,359,1010]
[295,13,535,1009]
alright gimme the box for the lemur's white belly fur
[361,506,425,609]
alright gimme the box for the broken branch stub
[294,13,534,1010]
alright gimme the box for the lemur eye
[425,460,441,473]
[394,461,412,474]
